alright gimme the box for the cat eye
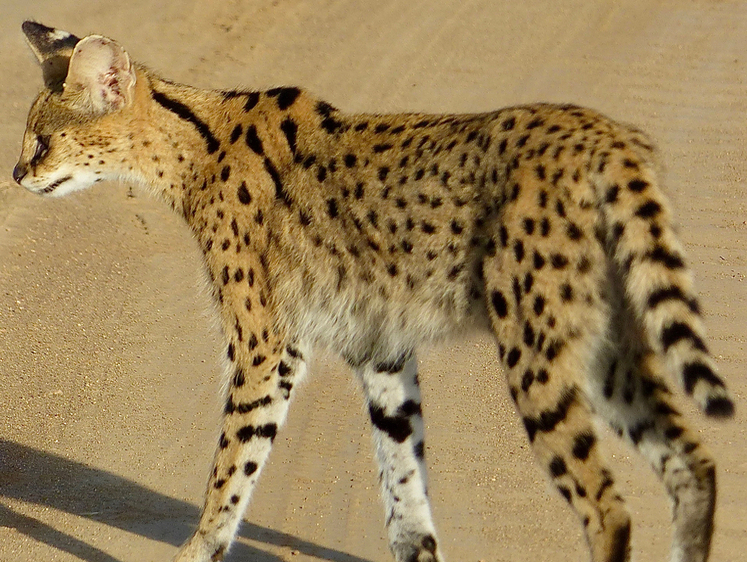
[32,135,49,163]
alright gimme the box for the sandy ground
[0,1,745,561]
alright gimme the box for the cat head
[14,22,137,196]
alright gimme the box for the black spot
[664,426,684,440]
[492,291,508,318]
[316,101,336,117]
[234,395,273,414]
[549,456,567,477]
[421,222,437,234]
[221,166,231,182]
[551,254,569,269]
[244,461,258,475]
[555,200,566,218]
[317,166,327,182]
[523,272,534,293]
[502,117,516,130]
[272,87,301,110]
[647,286,699,312]
[344,153,357,167]
[560,284,573,302]
[230,124,243,144]
[540,217,551,236]
[521,369,534,392]
[566,222,582,240]
[265,158,290,206]
[705,396,735,418]
[572,433,596,460]
[245,125,264,155]
[276,362,293,379]
[522,388,577,442]
[280,118,298,155]
[398,400,423,418]
[661,322,707,352]
[421,535,437,554]
[368,210,379,228]
[522,218,535,235]
[236,423,278,442]
[533,251,545,269]
[682,362,725,395]
[523,322,535,347]
[512,277,522,305]
[368,404,412,443]
[401,240,413,253]
[506,347,521,368]
[237,182,252,204]
[636,200,662,219]
[628,179,648,192]
[545,340,563,361]
[527,118,544,129]
[413,441,425,459]
[605,185,619,203]
[244,92,260,111]
[533,295,545,316]
[513,240,525,263]
[609,520,631,562]
[321,116,344,134]
[327,198,339,218]
[645,245,685,269]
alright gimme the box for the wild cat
[13,21,734,562]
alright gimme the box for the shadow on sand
[0,440,373,562]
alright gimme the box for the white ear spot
[63,35,136,114]
[48,29,73,41]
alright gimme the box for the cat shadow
[0,440,373,562]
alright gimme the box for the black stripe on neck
[152,90,220,154]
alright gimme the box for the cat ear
[22,21,80,91]
[63,34,137,114]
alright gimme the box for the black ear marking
[22,21,80,91]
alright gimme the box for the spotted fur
[14,22,734,562]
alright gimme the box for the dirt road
[0,1,745,561]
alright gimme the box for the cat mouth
[39,174,73,194]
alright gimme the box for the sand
[0,1,745,561]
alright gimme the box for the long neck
[123,72,231,214]
[124,69,306,224]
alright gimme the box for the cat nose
[12,163,27,184]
